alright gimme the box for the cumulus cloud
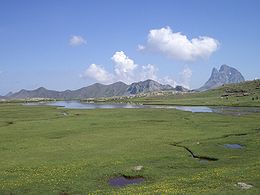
[83,64,113,83]
[112,51,137,73]
[69,35,87,46]
[111,51,138,83]
[140,26,219,61]
[158,67,192,89]
[141,64,158,81]
[81,51,193,89]
[179,67,192,89]
[82,51,142,84]
[160,76,177,88]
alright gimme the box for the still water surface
[24,100,260,114]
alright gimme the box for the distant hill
[71,81,129,99]
[198,64,245,91]
[6,79,182,100]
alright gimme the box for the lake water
[25,101,157,109]
[174,106,260,115]
[24,100,260,114]
[174,106,213,113]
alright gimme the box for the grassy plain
[0,103,260,194]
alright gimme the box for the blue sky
[0,0,260,95]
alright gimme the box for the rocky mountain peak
[198,64,245,91]
[219,64,230,71]
[211,67,219,75]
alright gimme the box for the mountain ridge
[2,65,245,99]
[5,79,186,100]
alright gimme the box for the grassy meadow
[0,103,260,194]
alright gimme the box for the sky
[0,0,260,95]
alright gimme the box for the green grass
[0,103,260,194]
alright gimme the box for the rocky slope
[126,79,173,95]
[198,64,245,91]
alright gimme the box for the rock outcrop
[198,65,245,91]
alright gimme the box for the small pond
[224,144,243,149]
[109,176,145,187]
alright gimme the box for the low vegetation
[0,103,260,194]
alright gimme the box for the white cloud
[83,64,113,83]
[179,67,192,89]
[112,51,137,73]
[111,51,138,83]
[158,67,192,89]
[81,51,193,89]
[69,35,87,46]
[140,26,219,61]
[141,64,158,81]
[137,44,145,51]
[82,51,140,84]
[160,76,177,87]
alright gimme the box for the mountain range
[198,64,245,91]
[2,64,245,100]
[5,79,184,100]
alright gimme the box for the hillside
[121,79,260,107]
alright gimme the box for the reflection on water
[174,106,213,113]
[24,101,176,109]
[25,101,150,109]
[224,144,243,149]
[109,176,145,187]
[174,106,260,115]
[24,100,260,114]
